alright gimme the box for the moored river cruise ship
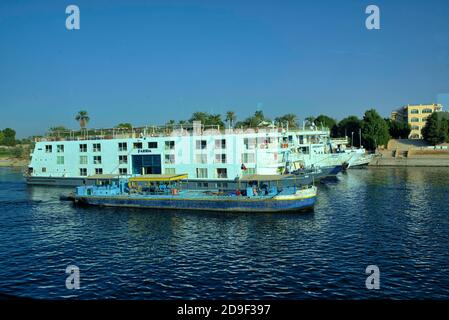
[26,121,354,188]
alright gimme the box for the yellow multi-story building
[390,103,443,139]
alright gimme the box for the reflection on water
[0,167,448,299]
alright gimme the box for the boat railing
[35,124,331,142]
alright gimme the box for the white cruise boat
[26,121,350,187]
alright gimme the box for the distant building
[390,103,443,139]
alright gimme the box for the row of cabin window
[78,168,128,176]
[45,138,265,154]
[40,167,128,175]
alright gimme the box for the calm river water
[0,167,448,299]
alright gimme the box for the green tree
[304,116,315,126]
[165,120,176,130]
[189,112,209,124]
[12,146,24,158]
[225,111,237,128]
[385,119,411,139]
[335,116,362,144]
[275,114,298,129]
[361,109,390,150]
[422,112,449,145]
[75,110,90,129]
[207,114,224,127]
[116,123,133,129]
[314,115,336,129]
[314,115,337,136]
[0,128,16,146]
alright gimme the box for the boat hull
[74,194,316,213]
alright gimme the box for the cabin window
[93,143,101,152]
[244,138,256,149]
[133,142,142,149]
[215,139,226,149]
[79,168,87,176]
[95,168,103,175]
[165,168,176,174]
[197,182,209,188]
[196,168,208,178]
[216,168,227,179]
[119,168,128,175]
[215,154,226,164]
[196,140,207,150]
[148,142,157,148]
[42,167,46,173]
[79,144,87,152]
[56,156,64,165]
[217,182,228,189]
[119,155,128,164]
[57,145,64,153]
[165,141,175,150]
[93,156,102,164]
[80,155,88,165]
[118,142,127,152]
[242,153,255,163]
[164,154,175,164]
[195,154,207,164]
[45,145,52,153]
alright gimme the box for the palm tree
[283,113,298,129]
[75,111,90,129]
[305,116,315,126]
[225,111,237,128]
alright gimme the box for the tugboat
[73,174,317,213]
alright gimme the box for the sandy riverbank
[0,158,28,167]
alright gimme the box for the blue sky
[1,0,449,137]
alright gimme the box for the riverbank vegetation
[10,108,449,154]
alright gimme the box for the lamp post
[351,132,354,148]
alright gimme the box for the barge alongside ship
[73,174,318,213]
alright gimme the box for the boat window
[196,140,207,150]
[79,144,87,152]
[79,168,87,176]
[133,142,143,149]
[57,156,64,165]
[164,154,175,164]
[216,168,227,179]
[45,145,52,153]
[215,139,226,149]
[195,154,207,164]
[165,141,175,150]
[148,142,157,148]
[196,168,208,178]
[118,142,127,151]
[57,145,64,153]
[215,154,226,164]
[119,155,128,164]
[80,155,88,165]
[93,143,101,152]
[93,156,102,164]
